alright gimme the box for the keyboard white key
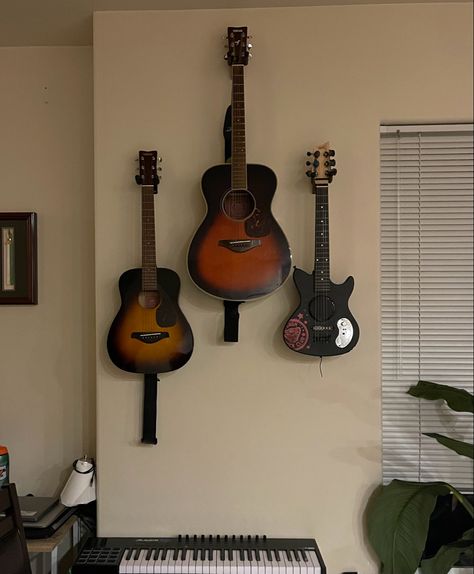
[222,550,231,574]
[137,549,151,574]
[157,550,170,574]
[145,550,157,574]
[119,549,133,574]
[306,550,321,574]
[215,549,224,574]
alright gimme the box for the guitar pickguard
[335,318,354,348]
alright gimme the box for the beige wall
[94,4,472,572]
[94,4,472,573]
[0,5,470,572]
[0,47,95,496]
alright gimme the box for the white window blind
[380,124,474,491]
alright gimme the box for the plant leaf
[420,528,474,574]
[408,381,474,413]
[424,433,474,460]
[367,480,451,574]
[448,485,474,519]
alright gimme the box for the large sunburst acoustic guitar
[283,144,359,357]
[107,151,193,443]
[187,27,291,301]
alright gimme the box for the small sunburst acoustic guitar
[187,27,291,301]
[107,151,193,443]
[283,144,359,357]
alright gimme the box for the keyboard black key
[181,548,187,560]
[209,549,214,560]
[162,549,168,560]
[200,549,206,561]
[239,550,245,561]
[228,549,233,561]
[125,548,134,560]
[246,549,252,561]
[301,550,308,562]
[255,550,261,561]
[220,549,225,561]
[266,550,272,561]
[193,549,199,561]
[153,548,160,560]
[173,548,179,560]
[146,549,153,561]
[285,550,292,561]
[293,550,300,561]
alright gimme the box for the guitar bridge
[131,331,169,344]
[218,239,261,253]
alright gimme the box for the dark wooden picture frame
[0,212,38,304]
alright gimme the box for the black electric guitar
[107,151,194,374]
[187,27,291,301]
[283,144,359,357]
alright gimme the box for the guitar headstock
[225,27,251,66]
[135,150,162,193]
[305,143,337,190]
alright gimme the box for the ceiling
[0,0,467,46]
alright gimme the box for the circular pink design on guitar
[284,318,309,350]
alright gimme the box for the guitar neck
[231,65,247,189]
[141,186,157,291]
[313,183,330,292]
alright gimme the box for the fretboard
[231,65,247,189]
[313,184,330,292]
[141,186,157,291]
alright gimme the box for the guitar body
[188,163,292,300]
[283,267,359,357]
[107,267,194,373]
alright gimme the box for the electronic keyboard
[72,535,326,574]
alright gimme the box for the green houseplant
[366,380,474,574]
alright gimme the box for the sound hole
[222,189,255,220]
[138,291,160,309]
[309,296,335,321]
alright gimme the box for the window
[380,124,473,491]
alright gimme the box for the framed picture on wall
[0,212,38,304]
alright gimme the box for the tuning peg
[306,151,312,157]
[324,149,336,157]
[305,170,312,177]
[248,53,252,58]
[224,54,228,60]
[158,156,162,163]
[135,175,142,184]
[324,159,336,167]
[326,168,337,177]
[248,43,252,49]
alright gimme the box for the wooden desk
[27,515,80,574]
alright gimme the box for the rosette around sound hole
[222,189,256,220]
